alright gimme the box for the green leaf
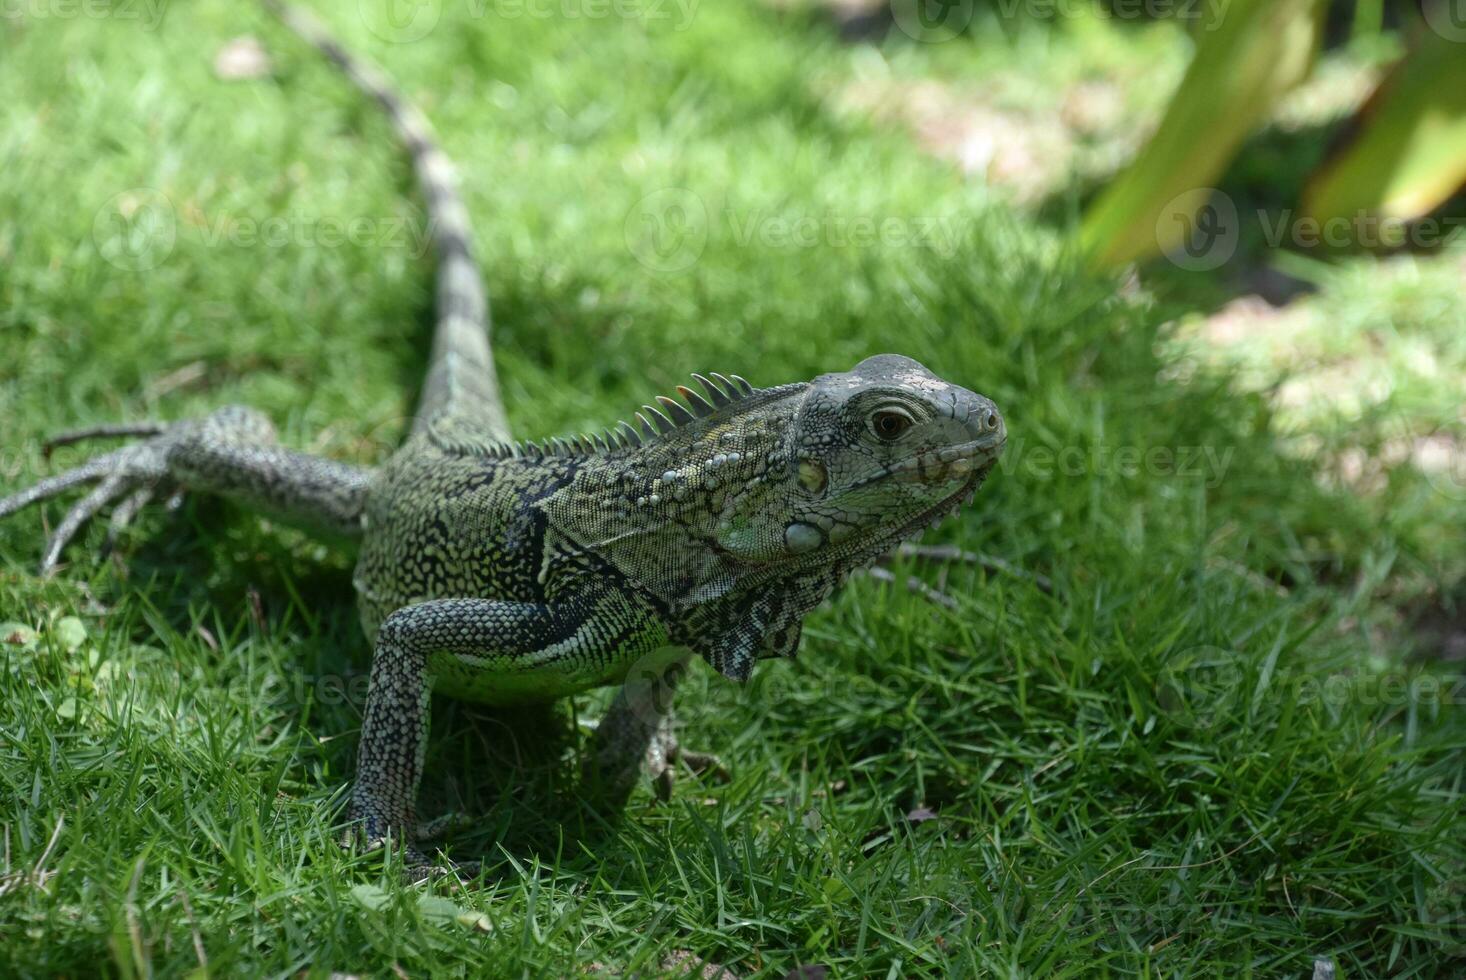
[54,616,87,653]
[415,894,462,925]
[455,909,494,933]
[1302,29,1466,232]
[1080,0,1328,268]
[349,883,391,912]
[822,876,853,902]
[56,697,78,720]
[415,894,491,932]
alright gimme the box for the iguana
[0,3,1007,874]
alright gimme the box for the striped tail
[261,1,511,445]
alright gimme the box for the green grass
[2,2,1463,976]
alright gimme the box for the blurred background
[814,0,1466,496]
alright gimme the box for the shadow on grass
[105,498,680,876]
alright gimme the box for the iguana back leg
[584,656,726,807]
[1,405,370,572]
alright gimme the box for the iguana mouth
[887,436,1006,542]
[890,437,1005,487]
[917,458,997,526]
[852,435,1006,492]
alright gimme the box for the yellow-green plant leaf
[1302,28,1466,234]
[54,616,88,653]
[1080,0,1329,269]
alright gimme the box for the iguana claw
[341,807,479,881]
[2,425,175,576]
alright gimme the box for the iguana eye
[869,408,914,441]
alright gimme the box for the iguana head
[679,353,1004,679]
[715,353,1005,569]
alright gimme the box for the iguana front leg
[1,406,369,570]
[349,590,668,869]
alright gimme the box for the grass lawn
[2,1,1463,976]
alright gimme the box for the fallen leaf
[1,623,38,648]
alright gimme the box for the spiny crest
[484,372,756,460]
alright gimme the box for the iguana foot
[647,735,730,803]
[2,408,276,575]
[4,421,176,575]
[414,810,476,842]
[342,805,479,881]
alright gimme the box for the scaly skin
[0,5,1007,876]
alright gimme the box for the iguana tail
[260,1,511,445]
